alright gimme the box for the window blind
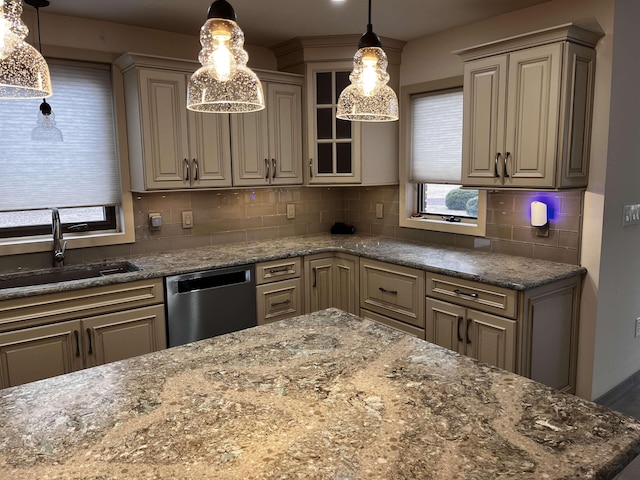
[409,88,463,184]
[0,62,121,212]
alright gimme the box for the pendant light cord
[368,0,372,26]
[35,6,43,54]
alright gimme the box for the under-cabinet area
[0,279,166,389]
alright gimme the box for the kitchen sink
[0,261,139,290]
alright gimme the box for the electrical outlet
[286,204,296,219]
[623,204,640,227]
[182,210,193,229]
[375,202,384,219]
[148,213,162,229]
[635,318,640,338]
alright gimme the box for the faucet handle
[54,241,67,261]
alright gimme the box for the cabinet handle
[457,316,463,342]
[503,152,510,178]
[466,318,472,345]
[271,299,291,307]
[269,266,291,275]
[183,158,190,182]
[378,287,398,295]
[74,330,80,357]
[193,158,199,181]
[309,158,313,178]
[86,328,93,355]
[312,267,317,287]
[494,153,501,178]
[265,158,270,180]
[453,288,478,298]
[272,158,276,179]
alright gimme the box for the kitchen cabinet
[256,257,303,325]
[231,75,303,186]
[426,272,581,393]
[359,258,425,338]
[115,54,232,191]
[457,24,602,189]
[305,62,398,186]
[304,253,359,314]
[0,279,166,389]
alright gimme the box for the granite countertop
[0,234,586,301]
[0,308,637,479]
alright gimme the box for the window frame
[399,76,486,237]
[0,48,135,257]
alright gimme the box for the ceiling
[36,0,553,48]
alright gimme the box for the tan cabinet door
[503,43,562,188]
[231,93,270,186]
[426,297,465,354]
[306,257,334,312]
[466,309,516,372]
[256,278,303,325]
[187,110,232,188]
[0,320,84,388]
[269,82,303,185]
[83,305,167,369]
[333,255,359,315]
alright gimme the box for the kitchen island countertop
[0,308,638,479]
[0,234,586,300]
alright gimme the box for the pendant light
[26,0,61,142]
[0,0,51,99]
[187,0,264,113]
[336,0,398,122]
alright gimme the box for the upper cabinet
[456,24,603,189]
[231,73,303,186]
[272,37,405,186]
[115,53,303,191]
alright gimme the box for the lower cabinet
[426,298,516,372]
[256,257,303,325]
[426,272,581,393]
[0,279,166,389]
[304,253,359,314]
[360,308,424,338]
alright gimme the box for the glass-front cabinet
[307,64,362,184]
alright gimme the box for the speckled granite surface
[0,234,585,300]
[0,308,637,479]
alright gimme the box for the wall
[398,0,615,399]
[345,187,583,264]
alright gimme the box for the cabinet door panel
[504,43,562,187]
[84,305,166,369]
[231,106,269,186]
[308,259,333,313]
[467,309,515,372]
[269,83,303,185]
[139,70,190,188]
[0,320,83,389]
[333,256,359,315]
[256,278,303,325]
[188,111,232,187]
[462,56,507,186]
[426,298,465,354]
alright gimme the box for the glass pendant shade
[187,1,264,114]
[0,0,51,99]
[31,99,62,141]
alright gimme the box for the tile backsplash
[2,184,583,271]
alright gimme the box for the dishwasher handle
[173,269,251,294]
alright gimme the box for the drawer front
[426,273,517,319]
[360,259,425,328]
[0,279,164,332]
[256,257,302,285]
[361,309,425,339]
[256,278,303,325]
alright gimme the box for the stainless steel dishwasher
[165,264,257,347]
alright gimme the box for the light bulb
[360,50,379,96]
[209,21,236,82]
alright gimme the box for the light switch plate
[182,210,193,229]
[148,213,162,229]
[375,202,384,219]
[623,204,640,227]
[286,204,295,219]
[635,317,640,338]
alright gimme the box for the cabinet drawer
[256,257,302,285]
[0,279,164,332]
[426,273,517,319]
[360,259,425,328]
[361,309,425,339]
[256,278,303,325]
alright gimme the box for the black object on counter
[331,222,356,234]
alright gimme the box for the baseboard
[596,370,640,407]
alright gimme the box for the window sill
[398,215,486,236]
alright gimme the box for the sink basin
[0,261,139,290]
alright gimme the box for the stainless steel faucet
[51,208,67,267]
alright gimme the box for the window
[0,60,131,250]
[399,78,486,236]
